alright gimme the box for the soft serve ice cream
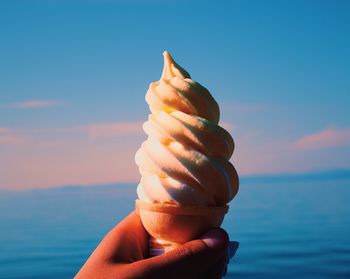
[135,51,238,207]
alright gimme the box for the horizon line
[1,168,350,192]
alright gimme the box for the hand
[75,211,236,279]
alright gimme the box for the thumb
[132,228,229,279]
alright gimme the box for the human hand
[75,211,237,279]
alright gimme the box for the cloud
[10,99,63,109]
[79,121,143,139]
[0,128,23,144]
[0,135,20,144]
[0,121,144,189]
[293,127,350,150]
[0,138,141,190]
[0,120,144,145]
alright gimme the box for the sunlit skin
[75,211,232,279]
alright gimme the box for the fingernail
[200,229,227,249]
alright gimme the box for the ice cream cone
[134,51,239,266]
[135,199,228,253]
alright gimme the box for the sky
[0,0,349,190]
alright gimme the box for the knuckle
[176,244,200,259]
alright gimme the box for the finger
[130,228,229,279]
[91,211,149,263]
[202,254,227,279]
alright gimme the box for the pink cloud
[80,121,143,139]
[0,135,20,144]
[0,136,141,190]
[293,127,350,150]
[0,128,23,144]
[11,99,62,109]
[0,121,144,189]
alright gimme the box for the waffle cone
[135,199,228,249]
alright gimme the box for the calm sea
[1,175,350,278]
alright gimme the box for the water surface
[1,176,349,278]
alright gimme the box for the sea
[1,172,350,278]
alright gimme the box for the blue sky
[0,0,349,189]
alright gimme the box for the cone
[135,199,228,254]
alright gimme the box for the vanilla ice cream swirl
[135,51,239,206]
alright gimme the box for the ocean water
[1,176,350,278]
